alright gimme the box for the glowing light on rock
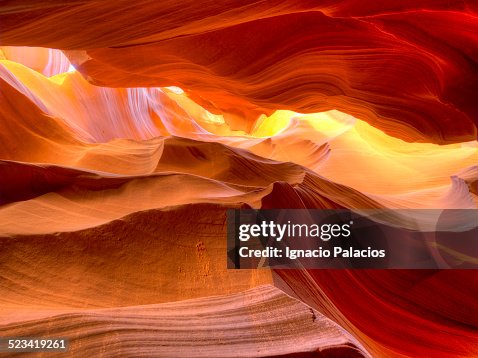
[1,2,478,356]
[164,86,184,94]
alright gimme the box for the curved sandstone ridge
[0,141,381,237]
[0,285,369,357]
[0,142,476,357]
[275,269,478,358]
[1,204,476,357]
[1,2,478,142]
[1,59,477,204]
[0,204,273,310]
[1,3,478,357]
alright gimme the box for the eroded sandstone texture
[0,2,477,357]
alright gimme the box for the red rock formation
[0,285,369,357]
[0,2,478,357]
[2,1,478,142]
